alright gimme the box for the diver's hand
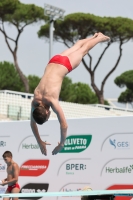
[38,140,51,156]
[52,143,64,155]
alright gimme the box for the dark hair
[2,151,12,158]
[33,106,47,125]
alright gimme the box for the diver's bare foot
[93,33,98,38]
[97,32,110,42]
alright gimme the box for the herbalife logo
[109,139,130,149]
[106,165,133,173]
[60,135,92,153]
[22,143,39,149]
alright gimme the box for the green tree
[0,61,41,93]
[38,13,133,104]
[0,0,17,16]
[114,70,133,107]
[60,77,98,104]
[0,0,45,92]
[67,82,98,104]
[118,89,133,107]
[0,61,23,91]
[28,75,41,93]
[60,77,72,101]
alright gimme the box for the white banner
[0,116,133,200]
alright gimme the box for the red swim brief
[48,55,72,72]
[7,183,20,193]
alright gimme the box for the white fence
[0,90,33,120]
[0,90,133,121]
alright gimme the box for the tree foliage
[38,13,133,42]
[0,61,41,93]
[60,77,98,104]
[114,70,133,91]
[67,82,98,104]
[28,75,40,94]
[0,61,23,91]
[0,0,46,92]
[5,1,45,25]
[118,89,133,104]
[114,70,133,106]
[0,0,18,18]
[59,77,72,101]
[38,13,133,104]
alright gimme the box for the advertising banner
[0,116,133,200]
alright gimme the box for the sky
[0,0,133,101]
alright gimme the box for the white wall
[0,116,133,200]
